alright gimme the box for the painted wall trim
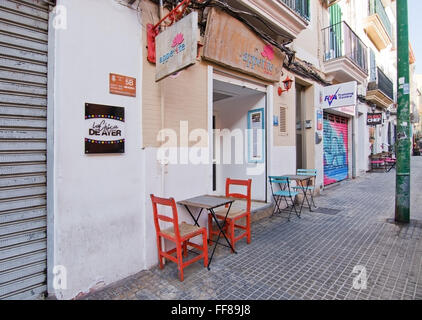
[208,66,214,195]
[46,5,57,298]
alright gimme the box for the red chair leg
[202,230,208,267]
[176,243,184,282]
[246,215,251,244]
[229,220,235,253]
[183,241,188,258]
[208,214,213,244]
[156,235,164,269]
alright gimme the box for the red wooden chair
[208,179,252,252]
[150,194,208,281]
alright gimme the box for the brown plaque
[110,73,136,97]
[202,8,285,82]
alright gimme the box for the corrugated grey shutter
[0,0,49,300]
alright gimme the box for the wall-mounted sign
[317,109,323,131]
[248,108,265,163]
[203,8,285,82]
[155,12,198,82]
[322,81,357,109]
[85,103,125,154]
[305,120,312,129]
[367,113,383,126]
[109,73,136,97]
[273,115,279,127]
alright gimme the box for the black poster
[85,103,125,154]
[367,113,383,126]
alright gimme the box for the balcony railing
[322,21,368,73]
[368,67,394,101]
[279,0,310,21]
[369,0,392,39]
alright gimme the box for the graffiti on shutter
[323,113,349,185]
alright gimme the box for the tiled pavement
[82,158,422,300]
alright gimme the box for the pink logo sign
[172,33,185,48]
[261,44,274,61]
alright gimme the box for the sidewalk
[82,158,422,300]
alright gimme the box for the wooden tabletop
[177,195,234,210]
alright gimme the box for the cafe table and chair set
[150,170,318,281]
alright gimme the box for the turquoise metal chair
[269,176,300,221]
[292,169,317,209]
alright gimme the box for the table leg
[298,178,313,213]
[304,178,313,212]
[184,205,203,227]
[207,203,237,270]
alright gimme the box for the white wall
[357,103,370,174]
[313,85,324,191]
[141,147,211,265]
[51,0,144,299]
[214,94,267,201]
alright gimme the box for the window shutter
[279,106,288,136]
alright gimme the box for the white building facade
[0,0,401,300]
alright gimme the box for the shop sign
[367,113,383,126]
[155,12,198,81]
[202,8,285,82]
[317,110,323,131]
[85,103,125,154]
[109,73,136,97]
[322,81,357,109]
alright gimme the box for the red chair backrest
[225,178,252,213]
[150,194,180,240]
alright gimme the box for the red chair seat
[213,207,247,219]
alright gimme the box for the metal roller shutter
[323,113,349,186]
[0,0,50,300]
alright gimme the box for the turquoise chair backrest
[269,176,289,184]
[297,169,317,177]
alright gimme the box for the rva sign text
[322,81,357,109]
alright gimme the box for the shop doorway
[212,78,267,201]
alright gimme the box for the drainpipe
[352,112,357,179]
[159,0,166,254]
[159,0,164,21]
[160,84,165,198]
[159,0,165,199]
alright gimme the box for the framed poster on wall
[85,103,125,154]
[247,108,265,163]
